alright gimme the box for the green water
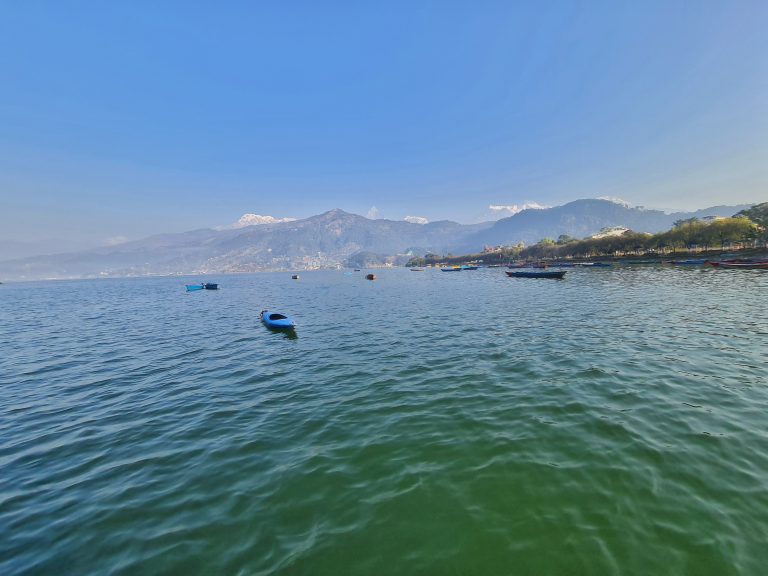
[2,267,767,575]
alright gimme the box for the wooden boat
[622,260,660,265]
[185,284,204,291]
[708,259,768,268]
[366,273,377,280]
[666,259,706,266]
[717,262,768,270]
[260,310,296,329]
[506,270,566,279]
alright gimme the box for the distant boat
[461,265,479,270]
[410,268,424,272]
[708,259,768,268]
[366,273,377,280]
[506,270,566,279]
[716,262,768,270]
[441,267,462,272]
[666,259,706,266]
[204,283,219,290]
[291,274,299,280]
[260,310,296,329]
[186,284,205,291]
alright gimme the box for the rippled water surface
[2,268,768,575]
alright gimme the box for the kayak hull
[260,310,296,329]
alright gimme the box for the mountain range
[0,199,754,280]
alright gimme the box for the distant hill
[456,199,754,251]
[0,210,491,280]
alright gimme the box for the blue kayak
[260,310,296,329]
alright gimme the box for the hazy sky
[1,1,767,247]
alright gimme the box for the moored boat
[260,310,296,329]
[716,262,768,270]
[409,268,424,271]
[708,258,768,268]
[441,266,462,272]
[666,259,707,266]
[506,270,566,279]
[461,265,479,270]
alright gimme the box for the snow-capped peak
[596,196,633,208]
[219,213,297,230]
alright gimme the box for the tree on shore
[405,213,764,267]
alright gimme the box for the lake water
[2,267,767,575]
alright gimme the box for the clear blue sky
[1,1,766,247]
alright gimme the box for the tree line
[408,208,767,266]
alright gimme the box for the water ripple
[1,268,768,574]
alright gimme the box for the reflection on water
[265,325,299,340]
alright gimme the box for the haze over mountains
[0,199,754,280]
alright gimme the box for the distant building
[590,226,630,239]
